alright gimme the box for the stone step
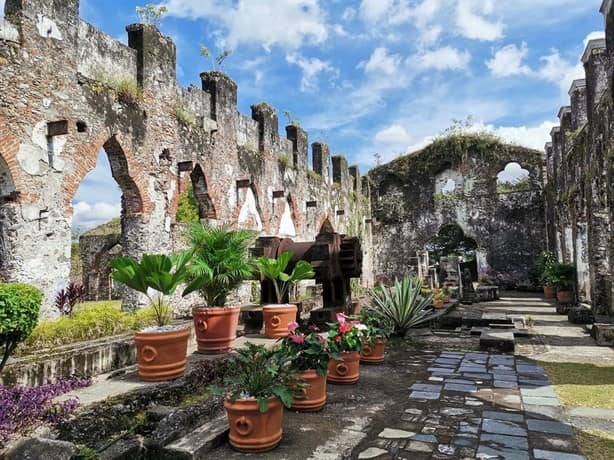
[479,330,515,352]
[161,413,229,459]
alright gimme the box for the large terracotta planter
[327,351,360,384]
[192,306,240,354]
[543,286,556,298]
[263,304,297,338]
[291,369,327,412]
[556,290,575,304]
[434,299,444,309]
[224,396,283,453]
[135,326,190,382]
[361,338,385,364]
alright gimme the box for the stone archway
[426,223,479,284]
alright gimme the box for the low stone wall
[1,321,194,386]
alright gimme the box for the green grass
[541,361,614,409]
[16,301,158,356]
[577,430,614,460]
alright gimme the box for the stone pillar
[312,142,330,181]
[582,38,607,125]
[601,0,614,61]
[348,165,360,192]
[569,79,588,130]
[286,124,308,170]
[201,71,238,128]
[331,154,349,189]
[251,103,279,153]
[558,106,573,154]
[127,23,176,95]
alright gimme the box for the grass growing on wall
[176,184,200,223]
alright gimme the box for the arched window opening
[497,162,530,193]
[0,156,16,197]
[425,223,478,285]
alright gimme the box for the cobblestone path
[355,351,586,460]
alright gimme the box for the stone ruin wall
[368,143,546,288]
[0,0,374,318]
[545,1,614,315]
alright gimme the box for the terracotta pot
[444,296,451,303]
[291,369,327,412]
[135,326,190,382]
[556,290,575,304]
[361,338,385,364]
[434,299,444,309]
[192,306,240,354]
[543,286,556,298]
[225,396,283,453]
[327,351,360,384]
[263,304,297,338]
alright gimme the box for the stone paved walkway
[355,350,586,460]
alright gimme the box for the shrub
[54,282,86,316]
[278,153,290,169]
[174,102,197,127]
[0,376,92,447]
[0,283,42,372]
[367,277,439,337]
[550,263,576,291]
[176,184,200,223]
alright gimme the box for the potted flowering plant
[212,342,297,452]
[254,251,315,338]
[111,252,191,381]
[326,313,366,384]
[433,290,446,309]
[359,311,392,364]
[182,224,255,353]
[276,321,329,411]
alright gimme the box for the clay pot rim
[135,325,190,337]
[225,395,281,407]
[262,303,297,310]
[192,305,240,312]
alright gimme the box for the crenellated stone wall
[544,1,614,315]
[0,0,373,318]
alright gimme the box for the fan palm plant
[367,277,438,337]
[253,251,315,304]
[182,224,255,307]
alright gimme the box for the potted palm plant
[111,252,191,381]
[277,321,329,411]
[326,313,366,384]
[551,262,576,304]
[182,224,255,353]
[212,343,297,452]
[254,251,315,338]
[359,311,392,364]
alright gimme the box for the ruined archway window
[0,156,16,197]
[425,223,478,284]
[496,162,530,193]
[442,178,456,193]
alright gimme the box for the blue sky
[2,1,604,229]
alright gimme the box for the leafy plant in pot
[211,342,298,452]
[276,321,329,411]
[538,251,557,298]
[359,311,392,364]
[182,224,255,353]
[254,251,315,338]
[111,252,191,382]
[433,290,446,309]
[550,262,576,304]
[326,313,366,384]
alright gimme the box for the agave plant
[111,251,191,327]
[366,277,438,337]
[253,251,315,304]
[182,224,255,307]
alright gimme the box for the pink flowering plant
[276,321,329,376]
[327,313,367,358]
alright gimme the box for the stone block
[162,414,229,459]
[6,437,79,460]
[590,323,614,346]
[567,307,595,324]
[480,330,515,352]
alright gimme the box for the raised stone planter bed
[1,321,194,386]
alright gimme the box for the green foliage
[282,110,301,127]
[19,302,159,355]
[200,44,233,71]
[549,262,576,291]
[278,153,290,169]
[254,252,315,304]
[111,252,191,326]
[326,313,366,355]
[174,102,197,127]
[497,175,530,194]
[135,4,168,25]
[360,310,393,342]
[0,283,42,371]
[537,251,557,287]
[211,343,299,412]
[426,224,477,263]
[182,224,255,307]
[277,322,329,376]
[176,184,200,223]
[93,72,142,104]
[367,278,438,337]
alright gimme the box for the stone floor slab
[527,419,574,435]
[533,449,586,460]
[482,419,528,437]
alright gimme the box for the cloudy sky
[2,1,604,229]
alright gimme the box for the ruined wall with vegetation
[369,134,545,288]
[545,0,614,315]
[0,0,373,318]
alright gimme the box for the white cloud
[415,46,471,71]
[359,0,412,26]
[72,201,121,231]
[341,7,356,21]
[0,0,4,17]
[487,42,532,77]
[375,124,412,146]
[285,53,339,92]
[456,0,504,41]
[483,120,557,150]
[164,0,329,50]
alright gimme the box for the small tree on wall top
[200,45,233,71]
[136,4,168,26]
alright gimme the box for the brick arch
[0,115,28,202]
[63,133,151,219]
[319,216,335,234]
[191,163,217,219]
